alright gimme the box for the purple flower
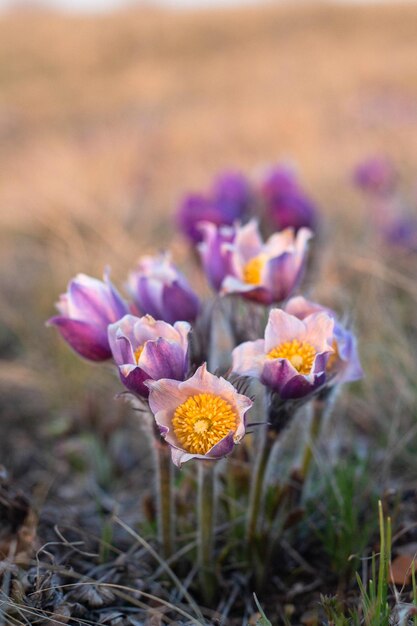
[381,216,417,251]
[261,165,317,231]
[353,157,397,197]
[128,254,200,325]
[108,314,190,397]
[284,296,363,385]
[146,363,252,466]
[232,308,334,399]
[47,271,129,361]
[176,171,251,244]
[221,220,312,304]
[197,222,236,291]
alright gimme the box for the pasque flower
[261,165,317,232]
[146,363,252,466]
[284,296,363,385]
[232,308,334,399]
[353,157,397,197]
[128,254,200,325]
[176,171,251,244]
[382,216,417,251]
[47,271,129,361]
[221,220,312,304]
[108,314,190,397]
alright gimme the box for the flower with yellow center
[220,220,313,304]
[146,363,253,466]
[283,296,364,386]
[232,308,335,400]
[268,339,316,375]
[172,393,237,455]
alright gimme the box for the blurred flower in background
[353,156,417,252]
[176,170,251,244]
[260,164,318,232]
[353,156,398,197]
[220,220,312,304]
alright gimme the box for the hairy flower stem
[300,395,329,481]
[156,442,174,560]
[246,427,276,546]
[198,461,216,606]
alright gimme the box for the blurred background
[1,0,417,485]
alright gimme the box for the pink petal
[264,309,306,352]
[232,339,265,377]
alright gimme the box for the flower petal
[264,252,303,302]
[303,312,334,352]
[233,219,263,263]
[119,365,151,397]
[264,309,306,352]
[48,316,111,361]
[140,337,188,381]
[232,339,265,377]
[161,281,200,324]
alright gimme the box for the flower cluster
[48,164,365,599]
[176,164,318,246]
[49,223,361,469]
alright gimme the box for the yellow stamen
[242,255,266,285]
[172,393,237,455]
[268,339,316,375]
[134,346,144,364]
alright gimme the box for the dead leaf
[390,554,416,585]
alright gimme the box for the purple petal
[333,326,364,384]
[268,192,317,231]
[108,322,135,366]
[198,223,236,291]
[134,276,164,319]
[264,252,303,303]
[103,271,130,320]
[261,358,298,394]
[48,316,111,361]
[69,281,111,325]
[261,358,325,399]
[140,337,188,381]
[119,365,151,397]
[206,432,235,458]
[176,193,214,243]
[280,371,326,399]
[161,281,200,324]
